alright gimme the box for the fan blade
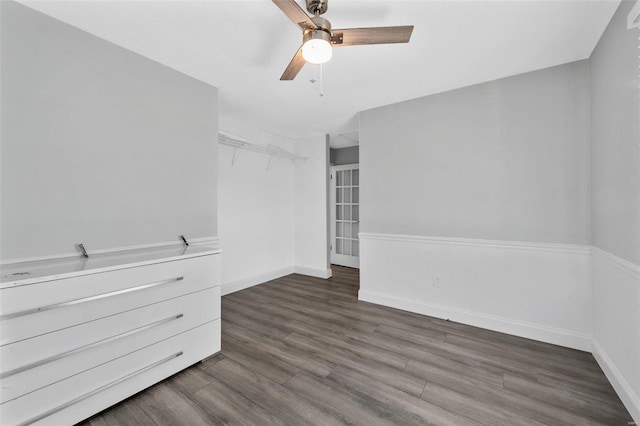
[331,26,414,46]
[272,0,314,30]
[280,47,306,80]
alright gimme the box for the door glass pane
[352,169,359,186]
[352,187,359,203]
[336,171,343,186]
[336,188,342,203]
[336,205,342,220]
[344,205,351,221]
[352,222,359,239]
[336,222,342,237]
[344,188,351,203]
[352,240,359,256]
[343,223,351,240]
[352,205,359,221]
[344,170,351,186]
[343,240,351,256]
[336,238,343,254]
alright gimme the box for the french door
[330,164,360,268]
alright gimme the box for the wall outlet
[433,274,443,288]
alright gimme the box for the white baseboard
[221,265,332,296]
[358,289,592,351]
[592,339,640,423]
[294,266,333,279]
[221,266,295,296]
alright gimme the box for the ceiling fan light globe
[302,38,332,64]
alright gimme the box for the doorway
[330,164,360,268]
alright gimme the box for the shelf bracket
[231,148,241,166]
[77,243,89,259]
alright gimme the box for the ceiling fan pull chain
[319,64,324,97]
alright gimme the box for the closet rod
[218,134,306,162]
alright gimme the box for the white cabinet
[0,246,221,426]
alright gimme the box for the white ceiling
[21,0,619,146]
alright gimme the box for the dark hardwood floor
[83,266,633,425]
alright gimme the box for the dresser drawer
[0,286,220,404]
[0,320,221,426]
[0,254,220,345]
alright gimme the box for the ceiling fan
[273,0,414,80]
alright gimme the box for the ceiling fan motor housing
[308,16,331,31]
[303,26,331,46]
[304,16,332,43]
[306,0,328,15]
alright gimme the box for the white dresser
[0,245,221,426]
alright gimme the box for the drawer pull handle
[0,314,184,380]
[0,276,184,321]
[17,351,183,426]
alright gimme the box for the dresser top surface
[0,245,220,288]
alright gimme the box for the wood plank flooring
[81,266,633,426]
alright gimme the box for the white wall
[0,2,218,261]
[294,134,331,278]
[218,125,330,291]
[217,118,296,294]
[330,146,359,166]
[589,1,640,421]
[591,1,640,266]
[360,234,592,350]
[360,60,590,244]
[359,60,592,349]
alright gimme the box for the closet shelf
[218,134,306,163]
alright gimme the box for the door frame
[330,163,360,268]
